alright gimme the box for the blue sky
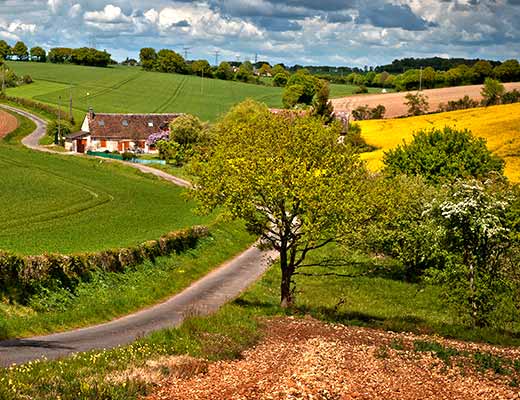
[0,0,519,66]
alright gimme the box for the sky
[0,0,519,67]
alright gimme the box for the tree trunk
[279,245,293,308]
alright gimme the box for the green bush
[383,127,505,184]
[0,226,209,303]
[121,152,134,161]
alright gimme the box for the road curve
[0,104,277,367]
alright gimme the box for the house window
[100,139,107,147]
[148,121,154,127]
[98,120,105,127]
[122,120,129,126]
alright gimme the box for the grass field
[0,109,213,255]
[6,62,385,122]
[6,62,285,122]
[358,103,520,182]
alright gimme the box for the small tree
[0,40,11,60]
[30,47,46,62]
[46,120,72,145]
[427,179,519,327]
[311,80,334,123]
[169,114,208,147]
[215,61,233,80]
[192,100,368,307]
[404,92,429,116]
[282,84,305,108]
[273,72,289,87]
[383,127,504,184]
[481,78,505,106]
[12,41,28,61]
[139,47,157,71]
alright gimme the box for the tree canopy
[192,100,368,307]
[383,127,505,184]
[12,41,28,61]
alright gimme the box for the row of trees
[0,40,112,67]
[189,99,519,329]
[0,40,45,62]
[337,60,520,91]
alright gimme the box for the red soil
[332,82,520,118]
[0,110,18,138]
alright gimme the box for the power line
[183,46,191,60]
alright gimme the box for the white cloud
[84,4,130,24]
[69,3,82,18]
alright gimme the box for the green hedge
[0,93,74,123]
[0,226,209,303]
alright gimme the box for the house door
[76,139,87,153]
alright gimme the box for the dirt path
[0,109,19,138]
[332,82,520,118]
[0,105,276,367]
[148,317,520,400]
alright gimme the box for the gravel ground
[331,82,520,119]
[146,317,520,400]
[0,110,18,138]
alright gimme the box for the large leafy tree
[383,127,504,184]
[156,49,187,74]
[192,100,368,307]
[0,40,10,60]
[311,80,334,123]
[12,41,28,61]
[139,47,157,71]
[215,61,233,80]
[282,69,317,107]
[30,46,46,62]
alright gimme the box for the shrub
[46,120,72,144]
[404,92,429,116]
[121,152,134,161]
[352,104,386,120]
[501,89,520,105]
[169,114,208,146]
[438,95,479,112]
[0,226,209,304]
[481,78,505,106]
[354,85,368,94]
[383,127,505,184]
[3,95,74,123]
[22,75,33,84]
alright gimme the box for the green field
[6,62,284,121]
[0,110,212,255]
[6,62,382,121]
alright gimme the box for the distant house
[66,109,182,153]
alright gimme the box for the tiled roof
[88,113,182,140]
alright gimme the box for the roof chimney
[88,106,94,120]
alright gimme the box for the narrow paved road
[0,105,276,367]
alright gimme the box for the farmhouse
[66,109,182,153]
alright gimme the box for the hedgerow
[0,226,208,303]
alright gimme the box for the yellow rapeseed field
[358,103,520,182]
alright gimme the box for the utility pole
[419,66,423,91]
[56,95,62,145]
[214,50,220,66]
[183,47,190,60]
[201,68,204,95]
[69,84,73,123]
[1,63,5,94]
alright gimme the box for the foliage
[139,47,157,71]
[426,179,520,327]
[156,140,185,165]
[235,61,254,83]
[383,127,504,184]
[311,80,334,123]
[0,40,10,60]
[215,61,234,80]
[481,78,505,106]
[357,174,446,280]
[404,92,429,116]
[502,89,520,104]
[156,49,187,74]
[273,72,289,87]
[352,104,386,120]
[48,47,72,63]
[46,120,72,144]
[493,59,520,83]
[12,41,28,61]
[354,85,368,94]
[438,95,479,112]
[283,70,317,106]
[121,151,134,161]
[341,122,376,152]
[30,46,46,62]
[192,99,368,307]
[191,59,212,77]
[0,226,208,304]
[169,114,208,146]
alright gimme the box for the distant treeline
[374,57,502,73]
[0,39,112,67]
